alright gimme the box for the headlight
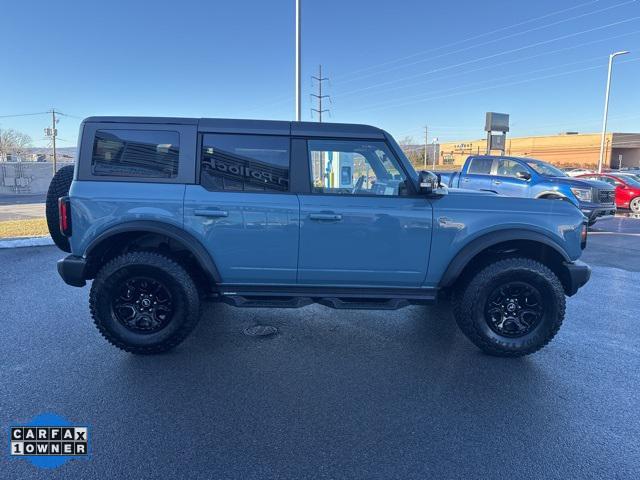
[570,187,592,202]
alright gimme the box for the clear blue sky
[1,0,639,147]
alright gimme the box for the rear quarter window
[92,129,179,178]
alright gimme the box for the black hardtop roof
[82,116,385,139]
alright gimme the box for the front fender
[439,228,571,288]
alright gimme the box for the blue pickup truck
[46,117,590,358]
[439,155,616,225]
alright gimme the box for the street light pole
[295,0,301,121]
[598,50,629,173]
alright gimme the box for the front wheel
[630,197,640,213]
[90,251,201,354]
[453,258,565,357]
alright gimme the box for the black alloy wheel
[484,281,543,338]
[112,276,174,333]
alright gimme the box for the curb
[0,236,54,249]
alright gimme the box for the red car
[578,173,640,212]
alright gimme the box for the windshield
[521,158,567,177]
[616,174,640,187]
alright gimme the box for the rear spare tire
[46,165,74,252]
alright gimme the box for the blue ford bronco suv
[47,117,591,357]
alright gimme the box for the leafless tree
[0,129,33,160]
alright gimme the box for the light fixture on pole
[598,50,629,173]
[295,0,301,122]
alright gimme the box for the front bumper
[563,260,591,296]
[581,205,616,223]
[57,255,87,287]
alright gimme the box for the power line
[334,0,636,86]
[310,64,330,122]
[338,29,640,103]
[358,57,640,113]
[355,54,609,112]
[0,112,49,119]
[336,16,640,99]
[332,0,601,82]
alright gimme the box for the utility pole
[45,109,58,174]
[51,109,57,172]
[598,50,629,173]
[423,126,428,169]
[311,65,330,122]
[295,0,301,121]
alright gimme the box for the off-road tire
[45,165,74,252]
[90,251,201,354]
[453,257,565,357]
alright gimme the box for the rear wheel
[90,251,201,354]
[45,165,74,252]
[630,197,640,213]
[453,257,565,357]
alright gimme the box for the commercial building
[436,132,640,170]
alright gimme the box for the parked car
[438,155,616,225]
[577,172,640,212]
[46,117,591,357]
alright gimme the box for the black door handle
[309,213,343,221]
[194,209,228,218]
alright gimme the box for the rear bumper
[57,255,87,287]
[563,260,591,296]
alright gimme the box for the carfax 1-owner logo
[8,413,90,469]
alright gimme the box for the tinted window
[92,130,179,178]
[496,159,528,177]
[201,134,289,192]
[467,158,493,174]
[308,139,407,196]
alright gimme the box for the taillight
[58,196,72,236]
[580,222,587,249]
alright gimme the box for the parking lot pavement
[1,222,639,479]
[0,194,46,206]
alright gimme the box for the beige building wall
[435,133,634,170]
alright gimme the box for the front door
[298,138,433,287]
[184,133,299,284]
[492,158,531,197]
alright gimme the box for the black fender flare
[84,220,222,283]
[439,228,571,288]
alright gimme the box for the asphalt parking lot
[1,217,639,479]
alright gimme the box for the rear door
[297,138,433,287]
[461,157,495,191]
[183,132,299,284]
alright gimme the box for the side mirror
[516,171,532,180]
[419,171,447,196]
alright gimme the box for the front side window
[308,140,407,196]
[467,158,493,174]
[92,129,179,178]
[200,134,290,192]
[496,159,528,178]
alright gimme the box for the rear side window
[92,129,179,178]
[467,158,493,174]
[200,134,290,192]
